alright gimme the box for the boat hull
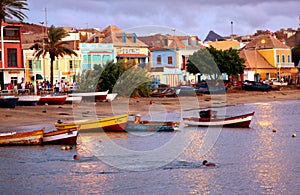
[125,121,179,132]
[38,96,67,105]
[69,90,109,102]
[0,129,43,146]
[17,96,41,106]
[0,96,19,108]
[43,128,78,145]
[183,112,255,128]
[55,113,128,132]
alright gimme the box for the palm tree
[0,0,28,26]
[32,25,78,86]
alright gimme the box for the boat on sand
[43,127,79,145]
[0,129,44,146]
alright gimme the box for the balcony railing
[276,62,295,68]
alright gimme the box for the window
[122,33,126,43]
[35,60,42,70]
[288,55,291,62]
[168,56,173,64]
[276,55,280,63]
[282,55,285,63]
[10,77,17,86]
[157,55,161,64]
[133,33,137,43]
[7,48,17,67]
[0,51,2,60]
[29,60,33,69]
[69,60,73,69]
[28,60,41,70]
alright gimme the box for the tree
[31,25,78,86]
[186,46,245,81]
[0,0,28,25]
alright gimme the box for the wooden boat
[0,129,44,145]
[183,110,255,128]
[126,121,179,132]
[69,90,109,102]
[65,96,82,104]
[38,95,67,105]
[54,113,129,132]
[43,127,78,145]
[17,95,41,106]
[0,96,19,108]
[106,93,118,102]
[241,81,272,92]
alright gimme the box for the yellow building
[239,34,298,82]
[23,49,81,85]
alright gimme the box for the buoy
[292,133,296,138]
[65,146,70,150]
[272,129,277,133]
[61,146,66,150]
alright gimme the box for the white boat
[17,95,41,106]
[69,90,109,102]
[106,93,118,102]
[43,128,78,145]
[65,96,82,104]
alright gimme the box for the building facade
[0,21,24,90]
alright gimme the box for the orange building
[239,34,298,82]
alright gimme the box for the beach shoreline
[1,87,300,130]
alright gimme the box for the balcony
[276,62,295,68]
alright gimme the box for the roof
[239,49,275,69]
[244,34,290,49]
[101,32,148,47]
[208,40,240,50]
[116,54,148,57]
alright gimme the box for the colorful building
[0,21,24,90]
[240,34,298,82]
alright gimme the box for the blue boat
[0,96,19,108]
[241,81,272,92]
[125,121,179,132]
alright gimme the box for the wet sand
[1,87,300,130]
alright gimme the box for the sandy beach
[1,87,300,130]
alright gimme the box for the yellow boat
[54,113,128,132]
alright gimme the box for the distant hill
[204,30,224,42]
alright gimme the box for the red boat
[38,95,67,105]
[43,127,78,145]
[183,110,255,128]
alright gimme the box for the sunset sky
[25,0,300,39]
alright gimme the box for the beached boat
[17,95,41,106]
[106,93,118,102]
[54,113,129,132]
[126,121,180,132]
[241,81,272,92]
[43,127,78,145]
[0,129,44,146]
[0,96,19,108]
[38,95,67,105]
[183,110,255,128]
[69,90,109,102]
[65,96,82,104]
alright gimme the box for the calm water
[0,100,300,194]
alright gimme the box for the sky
[24,0,300,40]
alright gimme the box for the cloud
[25,0,300,39]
